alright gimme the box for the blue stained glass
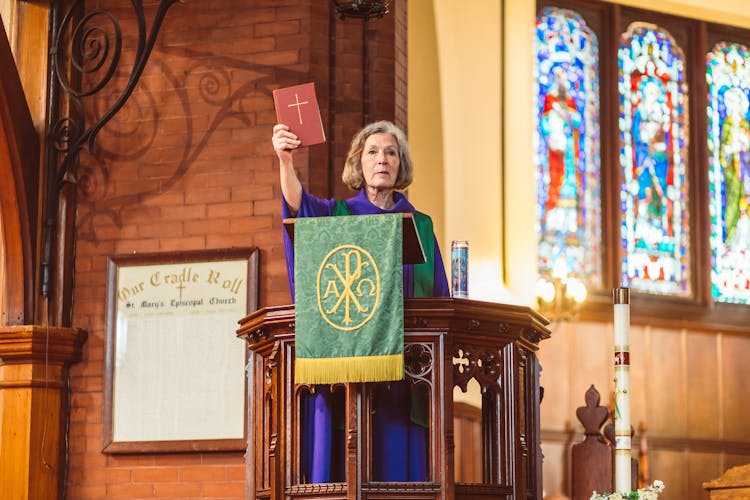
[618,23,691,296]
[707,42,750,304]
[534,7,601,287]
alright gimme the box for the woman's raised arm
[272,123,302,215]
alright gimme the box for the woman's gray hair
[341,120,414,190]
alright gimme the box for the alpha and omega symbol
[316,244,380,331]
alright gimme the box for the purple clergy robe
[282,188,449,483]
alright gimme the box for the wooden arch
[0,22,39,325]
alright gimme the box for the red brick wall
[66,0,403,498]
[325,3,401,200]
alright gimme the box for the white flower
[589,480,664,500]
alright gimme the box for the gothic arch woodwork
[0,21,39,325]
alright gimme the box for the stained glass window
[618,23,690,295]
[534,7,601,288]
[707,43,750,304]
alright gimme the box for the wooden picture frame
[102,248,258,453]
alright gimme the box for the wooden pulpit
[237,298,550,499]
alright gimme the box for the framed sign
[103,248,258,453]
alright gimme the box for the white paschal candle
[614,287,631,493]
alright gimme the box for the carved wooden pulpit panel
[237,298,550,499]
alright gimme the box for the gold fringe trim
[295,354,404,384]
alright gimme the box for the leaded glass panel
[618,23,690,295]
[534,7,601,288]
[707,42,750,304]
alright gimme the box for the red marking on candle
[614,351,630,366]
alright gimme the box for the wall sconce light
[331,0,390,19]
[535,256,587,321]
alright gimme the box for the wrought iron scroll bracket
[41,0,182,297]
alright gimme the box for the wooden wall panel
[453,401,482,483]
[686,332,721,440]
[629,325,648,428]
[568,321,612,425]
[722,335,750,442]
[650,449,688,499]
[538,321,572,430]
[7,1,50,130]
[687,452,722,500]
[725,454,750,471]
[646,328,687,438]
[541,441,570,497]
[0,4,16,47]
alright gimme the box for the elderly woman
[272,120,449,484]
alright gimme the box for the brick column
[0,326,87,500]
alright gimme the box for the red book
[273,82,326,147]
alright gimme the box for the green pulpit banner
[294,213,404,384]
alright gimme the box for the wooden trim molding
[0,325,87,500]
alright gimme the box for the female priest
[272,120,450,483]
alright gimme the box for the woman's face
[360,133,400,191]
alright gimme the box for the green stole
[333,200,435,297]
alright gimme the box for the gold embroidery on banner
[316,244,380,331]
